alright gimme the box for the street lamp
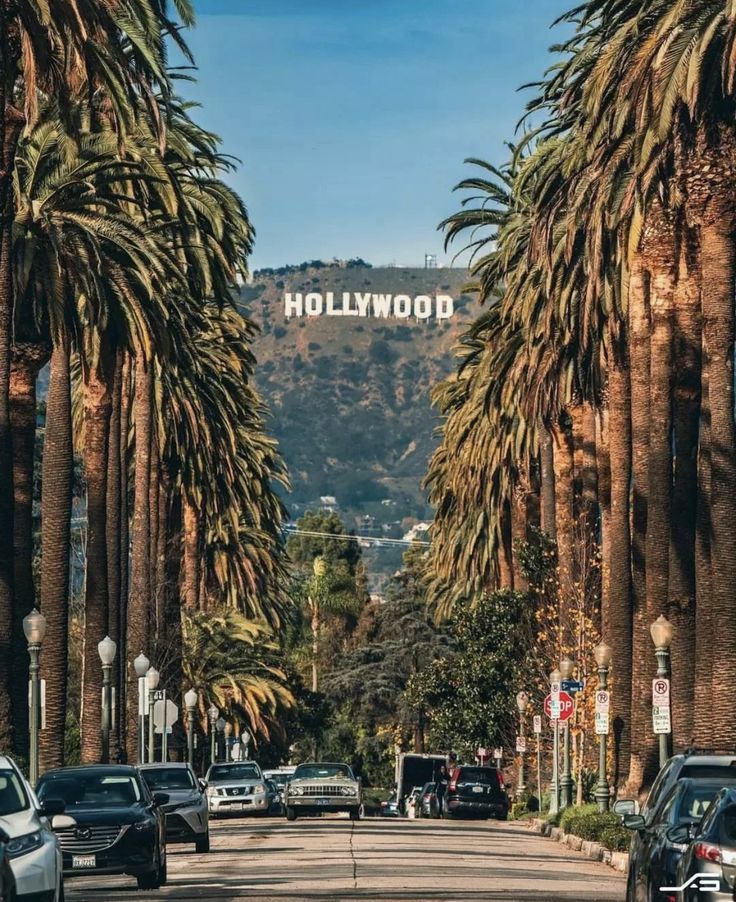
[23,609,46,786]
[133,653,150,765]
[208,705,219,766]
[549,668,562,815]
[215,717,227,763]
[98,637,117,764]
[146,667,160,764]
[184,689,198,769]
[224,722,233,762]
[516,691,529,797]
[593,643,613,812]
[650,615,674,769]
[559,658,574,809]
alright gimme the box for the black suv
[37,764,168,891]
[616,749,736,902]
[445,766,508,820]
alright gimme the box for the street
[65,816,625,901]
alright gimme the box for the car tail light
[694,841,722,863]
[449,779,457,791]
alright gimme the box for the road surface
[65,815,625,901]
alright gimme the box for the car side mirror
[613,799,640,817]
[622,814,647,831]
[152,792,170,807]
[39,798,65,818]
[0,828,9,844]
[198,779,208,792]
[51,814,77,830]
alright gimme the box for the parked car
[379,792,400,818]
[445,766,508,820]
[672,786,736,901]
[621,778,736,901]
[0,754,64,902]
[139,763,210,853]
[37,764,168,891]
[614,749,736,902]
[204,761,269,818]
[420,782,440,819]
[264,780,282,815]
[0,829,17,902]
[283,763,362,821]
[263,767,296,791]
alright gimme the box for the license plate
[230,802,244,810]
[317,799,330,806]
[72,855,96,869]
[472,786,483,793]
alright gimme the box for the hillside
[239,262,474,585]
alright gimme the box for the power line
[283,527,430,547]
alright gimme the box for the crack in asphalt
[349,819,358,890]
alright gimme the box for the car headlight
[341,786,358,796]
[254,784,265,794]
[6,831,44,858]
[290,785,304,796]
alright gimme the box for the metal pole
[148,688,156,764]
[101,663,112,764]
[28,644,41,786]
[517,712,527,796]
[536,732,542,809]
[138,678,145,765]
[595,664,610,812]
[210,724,216,766]
[187,705,196,768]
[655,647,672,769]
[161,691,168,763]
[550,720,559,815]
[560,721,572,809]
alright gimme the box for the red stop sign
[544,691,574,722]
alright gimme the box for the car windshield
[293,764,352,781]
[0,769,28,816]
[458,768,498,785]
[37,773,141,808]
[266,773,290,787]
[678,782,735,823]
[208,764,260,782]
[142,768,196,791]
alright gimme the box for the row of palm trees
[426,0,736,792]
[1,3,288,768]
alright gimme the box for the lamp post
[215,717,226,763]
[650,615,674,769]
[516,691,529,797]
[549,668,562,816]
[224,722,233,762]
[559,657,575,810]
[184,689,198,769]
[146,667,160,764]
[208,705,219,766]
[133,653,150,765]
[23,608,47,786]
[98,637,117,764]
[593,643,613,813]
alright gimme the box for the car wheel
[496,812,508,821]
[349,808,361,821]
[286,807,297,821]
[137,869,160,891]
[195,831,211,853]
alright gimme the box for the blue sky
[188,0,570,269]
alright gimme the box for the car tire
[286,807,297,821]
[137,870,160,891]
[196,831,211,853]
[349,808,361,821]
[496,812,508,821]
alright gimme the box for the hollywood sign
[284,292,455,320]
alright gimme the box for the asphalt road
[64,815,626,901]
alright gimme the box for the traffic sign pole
[550,720,559,816]
[161,691,168,763]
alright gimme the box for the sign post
[533,715,542,805]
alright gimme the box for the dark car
[0,829,17,902]
[36,765,168,891]
[379,793,400,818]
[673,786,736,901]
[265,779,283,815]
[445,766,508,820]
[139,763,210,853]
[420,782,440,819]
[622,778,734,902]
[615,750,736,902]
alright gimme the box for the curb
[526,818,629,873]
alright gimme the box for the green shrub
[559,804,630,851]
[599,822,630,852]
[560,802,598,833]
[510,800,529,820]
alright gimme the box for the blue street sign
[562,679,584,694]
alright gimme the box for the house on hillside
[320,495,338,512]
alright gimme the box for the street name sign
[562,679,585,695]
[652,678,670,707]
[544,691,574,722]
[533,715,542,734]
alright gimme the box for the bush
[559,804,630,851]
[599,822,630,852]
[510,800,529,820]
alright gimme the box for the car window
[141,768,196,791]
[0,769,29,816]
[679,783,734,823]
[718,805,736,845]
[457,768,498,785]
[37,773,141,807]
[208,764,261,782]
[293,764,353,780]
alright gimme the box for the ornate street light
[98,637,117,763]
[650,615,674,769]
[184,689,198,769]
[23,609,47,786]
[146,667,160,764]
[593,643,613,812]
[208,705,219,766]
[133,653,150,764]
[515,691,529,797]
[558,658,575,809]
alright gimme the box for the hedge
[558,803,630,852]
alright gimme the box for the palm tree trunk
[627,258,657,794]
[607,334,632,789]
[81,350,113,763]
[39,343,73,771]
[668,229,700,749]
[126,355,153,763]
[498,499,514,589]
[693,367,712,745]
[106,351,123,761]
[117,355,131,758]
[9,344,48,758]
[700,209,736,743]
[539,424,556,539]
[149,432,160,640]
[581,403,600,630]
[510,487,528,591]
[182,494,201,611]
[552,414,575,652]
[596,406,611,639]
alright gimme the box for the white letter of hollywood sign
[283,293,455,320]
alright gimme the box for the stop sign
[544,691,574,722]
